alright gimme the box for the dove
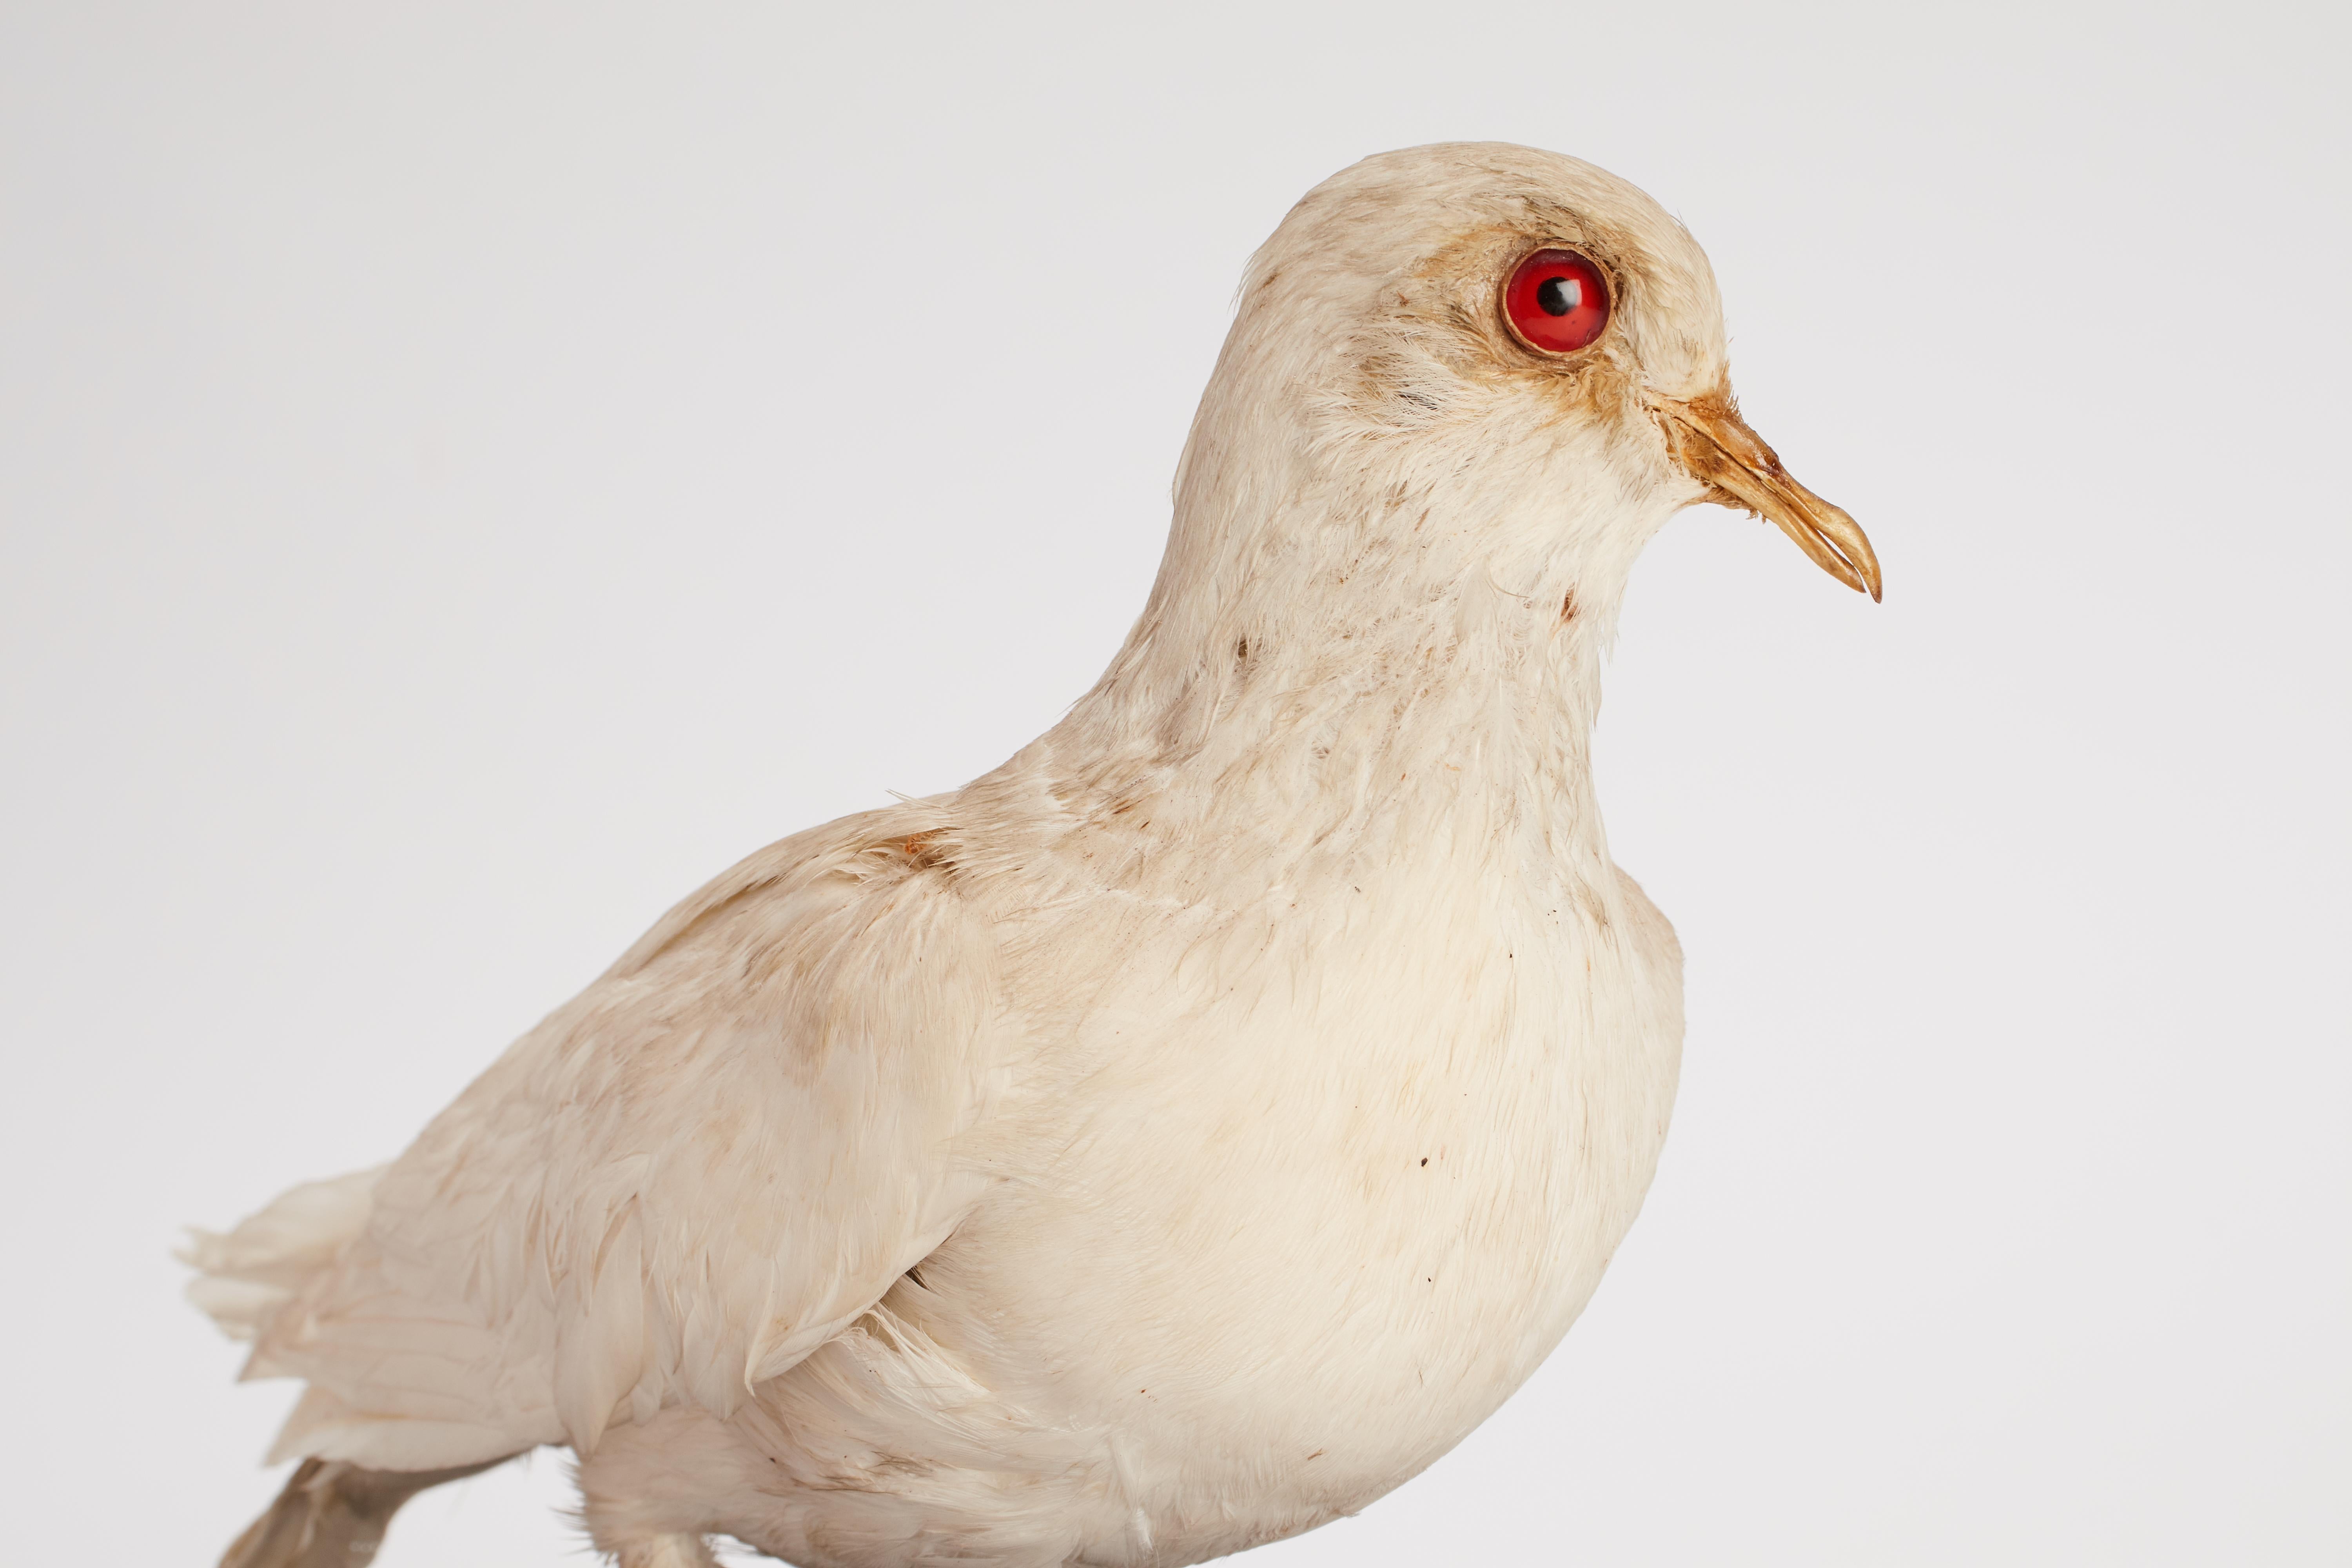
[188,142,1879,1568]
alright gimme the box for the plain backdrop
[3,2,2345,1562]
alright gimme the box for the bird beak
[1651,389,1882,601]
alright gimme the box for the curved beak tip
[1656,392,1882,604]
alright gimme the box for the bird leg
[218,1454,514,1568]
[612,1535,723,1568]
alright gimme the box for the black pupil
[1536,276,1580,316]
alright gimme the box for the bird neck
[1033,484,1639,876]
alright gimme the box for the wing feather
[243,809,996,1467]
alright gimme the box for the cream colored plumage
[188,143,1877,1568]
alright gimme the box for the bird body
[190,143,1875,1566]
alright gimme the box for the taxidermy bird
[187,142,1879,1568]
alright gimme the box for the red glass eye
[1503,249,1611,354]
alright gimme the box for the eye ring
[1501,247,1613,356]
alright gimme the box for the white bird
[187,142,1879,1568]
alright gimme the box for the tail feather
[183,1168,384,1343]
[187,1164,546,1470]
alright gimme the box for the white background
[3,2,2345,1563]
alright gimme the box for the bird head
[1163,143,1880,626]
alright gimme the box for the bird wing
[242,808,999,1469]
